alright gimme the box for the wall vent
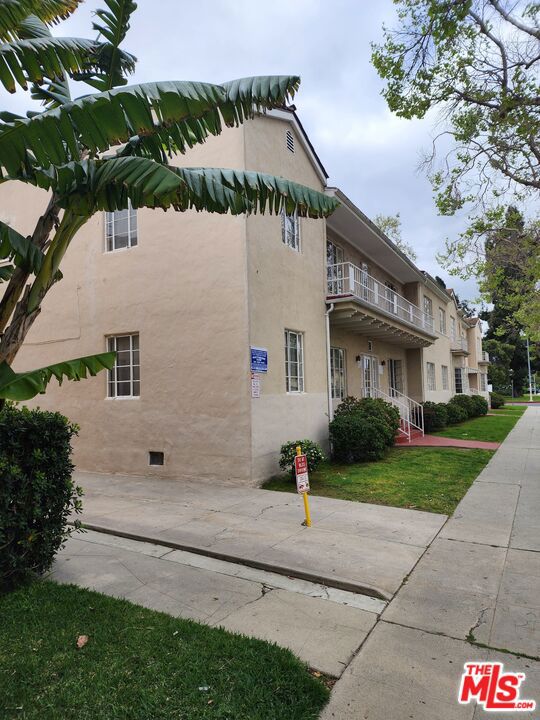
[368,340,374,352]
[286,129,295,153]
[149,451,164,466]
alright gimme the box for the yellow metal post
[296,445,312,527]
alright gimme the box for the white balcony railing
[451,336,469,352]
[327,262,434,334]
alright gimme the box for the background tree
[0,0,338,404]
[374,212,418,260]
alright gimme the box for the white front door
[362,355,379,397]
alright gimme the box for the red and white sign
[458,662,536,712]
[294,454,310,494]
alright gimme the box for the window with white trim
[107,334,140,397]
[426,362,436,391]
[330,347,346,399]
[423,295,433,319]
[480,372,487,391]
[284,330,304,392]
[105,202,138,252]
[281,209,300,251]
[441,364,449,390]
[439,307,446,335]
[454,367,464,394]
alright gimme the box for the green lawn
[490,406,527,416]
[263,448,494,515]
[432,412,521,443]
[0,581,329,720]
[502,395,540,402]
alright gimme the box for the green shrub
[449,394,476,419]
[470,395,489,416]
[490,392,505,409]
[422,401,448,432]
[445,401,468,424]
[329,396,400,463]
[0,406,81,591]
[279,439,326,479]
[329,413,390,463]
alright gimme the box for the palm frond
[0,0,82,41]
[0,351,115,400]
[0,75,300,178]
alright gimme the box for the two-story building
[2,107,489,485]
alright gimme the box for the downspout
[326,303,335,422]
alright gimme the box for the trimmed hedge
[448,394,476,419]
[0,406,81,591]
[330,396,400,463]
[279,439,326,479]
[490,392,505,409]
[422,401,448,432]
[445,401,469,424]
[470,395,489,416]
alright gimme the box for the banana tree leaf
[0,351,115,400]
[0,220,44,272]
[0,75,300,177]
[0,0,82,41]
[76,0,137,91]
[33,157,340,218]
[0,36,101,93]
[0,264,14,281]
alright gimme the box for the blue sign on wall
[250,346,268,373]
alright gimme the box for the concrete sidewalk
[75,471,445,600]
[323,406,540,718]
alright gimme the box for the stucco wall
[244,116,329,481]
[3,126,256,483]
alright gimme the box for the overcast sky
[6,0,476,298]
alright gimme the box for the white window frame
[105,201,138,252]
[423,295,433,319]
[330,347,346,399]
[439,307,446,335]
[480,372,487,391]
[441,364,449,391]
[281,209,300,252]
[284,329,304,393]
[426,361,436,391]
[107,333,140,398]
[454,367,464,394]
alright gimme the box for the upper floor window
[439,308,446,335]
[330,347,346,399]
[105,202,138,252]
[426,361,436,391]
[450,316,456,340]
[107,333,140,398]
[423,295,433,319]
[281,209,300,251]
[480,372,487,391]
[285,329,304,393]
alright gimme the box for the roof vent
[286,129,295,153]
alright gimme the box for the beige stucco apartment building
[1,109,489,485]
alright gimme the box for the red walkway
[395,433,500,450]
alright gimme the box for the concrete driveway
[73,470,446,600]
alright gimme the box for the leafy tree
[373,212,418,260]
[372,0,540,210]
[0,0,338,404]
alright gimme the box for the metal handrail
[327,262,434,334]
[387,386,424,436]
[366,386,425,442]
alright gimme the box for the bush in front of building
[445,401,468,424]
[448,394,476,419]
[422,402,448,432]
[279,440,326,479]
[0,405,82,591]
[490,392,505,409]
[470,395,489,416]
[329,396,400,463]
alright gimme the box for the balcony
[478,350,490,364]
[327,263,437,347]
[451,336,469,355]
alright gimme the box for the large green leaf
[0,0,82,41]
[77,0,137,91]
[0,264,14,281]
[0,36,102,93]
[33,157,340,218]
[0,220,43,272]
[0,75,300,177]
[0,351,115,400]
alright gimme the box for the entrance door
[388,358,403,397]
[362,355,379,397]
